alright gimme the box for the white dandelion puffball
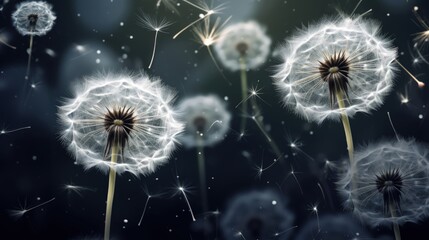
[273,16,397,124]
[59,73,183,176]
[221,189,294,240]
[214,21,272,71]
[176,95,231,148]
[337,139,429,227]
[12,1,56,36]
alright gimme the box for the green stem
[239,57,248,135]
[197,141,208,213]
[336,91,354,165]
[389,202,401,240]
[104,144,118,240]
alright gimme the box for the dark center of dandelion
[247,217,263,238]
[375,168,403,216]
[236,42,249,56]
[318,51,351,107]
[193,116,207,133]
[103,106,136,158]
[28,14,38,28]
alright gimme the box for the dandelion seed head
[337,138,429,226]
[176,95,231,148]
[214,21,272,71]
[12,1,56,36]
[58,72,183,176]
[273,16,397,124]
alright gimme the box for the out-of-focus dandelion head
[58,72,183,176]
[337,139,429,227]
[176,95,231,148]
[273,16,397,124]
[12,1,56,36]
[221,189,294,240]
[214,21,272,71]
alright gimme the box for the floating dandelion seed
[193,16,231,83]
[12,1,56,81]
[59,72,183,240]
[214,21,272,136]
[174,184,196,222]
[63,184,95,198]
[138,13,173,69]
[337,139,429,240]
[412,8,429,49]
[173,0,225,39]
[138,186,165,227]
[9,197,55,220]
[0,125,31,135]
[176,95,231,213]
[221,189,294,240]
[273,15,397,163]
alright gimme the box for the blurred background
[0,0,428,239]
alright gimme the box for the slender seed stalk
[26,35,34,80]
[336,90,354,164]
[104,144,118,240]
[239,57,248,135]
[148,30,159,69]
[196,137,208,213]
[389,201,401,240]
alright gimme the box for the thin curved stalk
[389,202,401,240]
[148,31,159,69]
[104,144,118,240]
[239,58,248,135]
[336,91,354,164]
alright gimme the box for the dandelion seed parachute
[59,72,183,176]
[221,189,294,240]
[337,139,429,227]
[214,21,272,72]
[176,95,231,148]
[273,16,396,124]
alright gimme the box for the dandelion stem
[148,31,159,69]
[197,137,209,213]
[207,46,231,85]
[336,91,354,164]
[26,35,34,81]
[389,201,401,240]
[250,97,283,162]
[239,58,248,135]
[104,144,118,240]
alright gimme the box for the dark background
[0,0,428,239]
